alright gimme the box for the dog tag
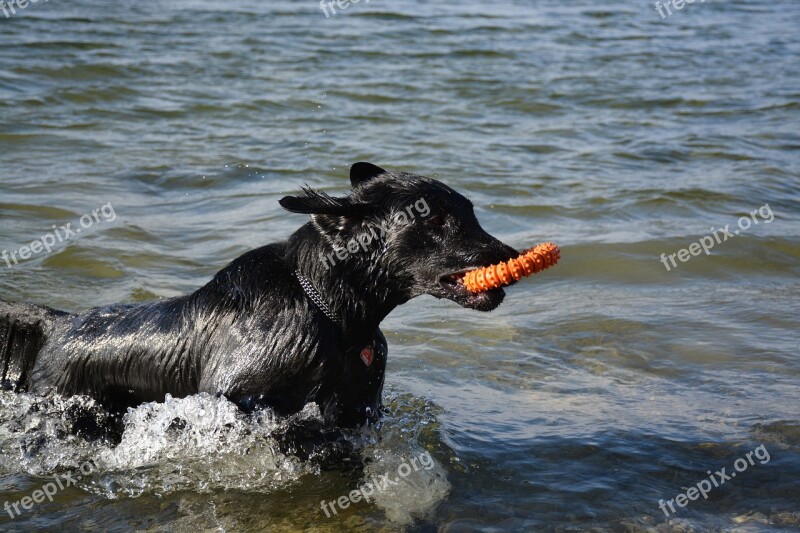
[360,345,374,367]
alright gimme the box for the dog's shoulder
[202,242,297,302]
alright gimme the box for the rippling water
[1,0,799,531]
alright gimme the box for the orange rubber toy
[463,242,560,293]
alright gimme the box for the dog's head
[280,163,518,311]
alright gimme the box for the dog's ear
[279,186,374,236]
[280,187,363,216]
[350,162,386,187]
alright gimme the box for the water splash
[0,392,320,497]
[0,389,451,524]
[94,393,319,497]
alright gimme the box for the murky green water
[1,0,799,531]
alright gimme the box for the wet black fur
[1,163,517,429]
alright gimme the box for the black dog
[0,163,517,428]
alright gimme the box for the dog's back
[0,300,67,390]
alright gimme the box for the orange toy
[463,242,560,293]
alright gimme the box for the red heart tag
[360,345,374,367]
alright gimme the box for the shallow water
[1,0,799,531]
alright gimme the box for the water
[1,0,799,530]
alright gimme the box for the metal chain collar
[294,270,342,328]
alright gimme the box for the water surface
[1,0,799,531]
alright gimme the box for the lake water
[1,0,799,531]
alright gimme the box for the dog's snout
[476,231,517,265]
[499,242,518,261]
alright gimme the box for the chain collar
[294,270,342,329]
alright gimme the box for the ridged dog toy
[463,242,560,293]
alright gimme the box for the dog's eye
[426,214,446,226]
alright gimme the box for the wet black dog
[0,163,517,429]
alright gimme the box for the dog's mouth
[437,268,506,312]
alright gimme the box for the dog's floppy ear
[350,162,386,187]
[279,187,368,216]
[279,186,374,236]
